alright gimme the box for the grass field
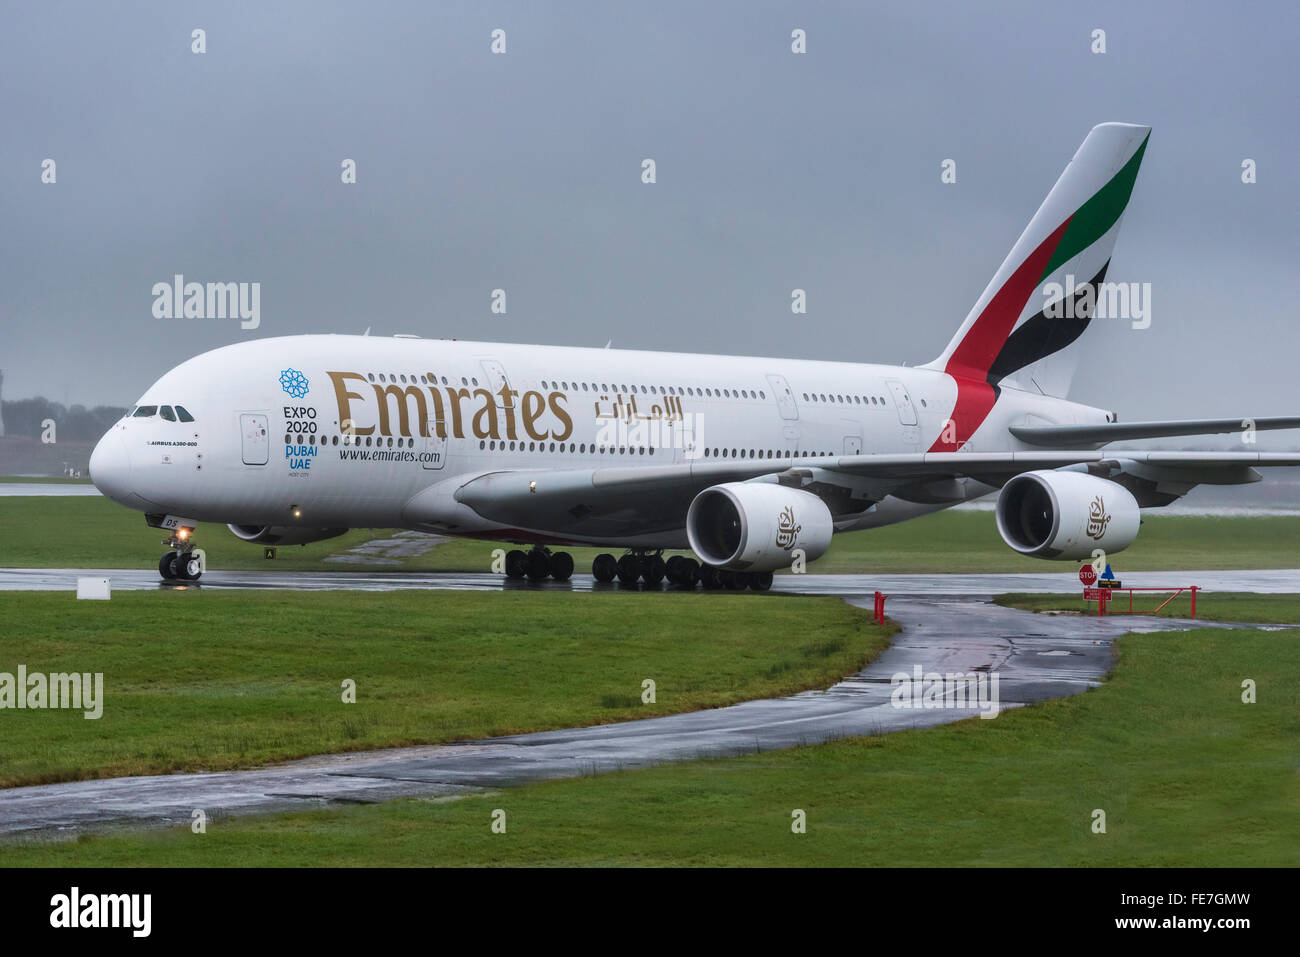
[0,497,407,571]
[4,594,1294,866]
[0,589,889,789]
[3,494,1299,574]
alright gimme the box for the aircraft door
[240,413,269,465]
[766,374,799,420]
[479,359,513,403]
[886,379,919,426]
[422,399,447,471]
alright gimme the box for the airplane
[89,122,1300,588]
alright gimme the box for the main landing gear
[590,551,773,591]
[500,546,773,591]
[504,546,575,582]
[158,531,203,582]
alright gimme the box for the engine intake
[995,470,1139,560]
[687,482,833,572]
[227,524,348,546]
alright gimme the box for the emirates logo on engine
[1086,495,1111,540]
[775,505,802,550]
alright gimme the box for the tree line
[2,398,128,442]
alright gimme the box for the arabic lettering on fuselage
[592,393,685,423]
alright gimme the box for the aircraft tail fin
[923,123,1150,404]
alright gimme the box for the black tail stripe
[986,260,1111,388]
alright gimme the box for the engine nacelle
[995,470,1140,560]
[687,482,834,572]
[227,524,349,546]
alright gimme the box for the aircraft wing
[447,459,799,538]
[445,450,1300,537]
[1010,416,1300,447]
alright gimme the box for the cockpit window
[160,405,176,421]
[132,406,158,418]
[175,405,195,422]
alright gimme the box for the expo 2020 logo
[279,368,309,398]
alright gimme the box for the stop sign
[1079,564,1098,586]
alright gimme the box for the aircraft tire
[549,551,574,582]
[616,554,641,585]
[505,549,528,579]
[526,550,550,581]
[592,553,618,583]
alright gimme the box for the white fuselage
[90,335,1109,547]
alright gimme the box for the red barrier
[1084,585,1199,618]
[873,590,887,625]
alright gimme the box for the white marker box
[76,577,111,600]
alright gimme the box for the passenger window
[175,405,195,422]
[132,406,158,417]
[160,406,176,421]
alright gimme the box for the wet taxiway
[0,483,99,496]
[2,567,1299,595]
[0,596,1268,839]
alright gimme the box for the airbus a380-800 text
[90,123,1300,588]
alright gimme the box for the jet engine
[226,525,349,546]
[686,482,834,572]
[995,470,1140,560]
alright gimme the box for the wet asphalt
[2,567,1298,594]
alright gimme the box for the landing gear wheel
[592,553,618,583]
[526,550,551,581]
[548,551,574,582]
[676,558,701,588]
[699,565,722,590]
[616,554,642,585]
[641,555,667,585]
[505,549,528,580]
[748,571,773,592]
[175,553,202,581]
[159,551,178,580]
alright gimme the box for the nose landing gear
[158,531,203,582]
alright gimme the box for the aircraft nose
[89,429,133,504]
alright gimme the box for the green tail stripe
[1038,132,1149,281]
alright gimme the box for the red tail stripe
[929,216,1072,452]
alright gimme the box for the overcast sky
[2,0,1297,426]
